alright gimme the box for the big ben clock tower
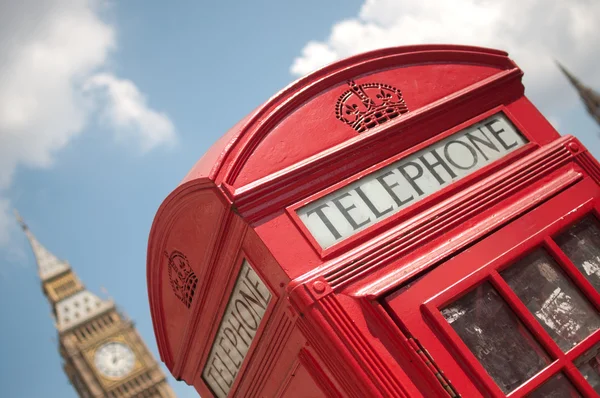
[16,211,177,398]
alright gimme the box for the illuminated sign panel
[297,113,528,249]
[202,261,271,398]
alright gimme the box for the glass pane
[527,373,581,398]
[575,342,600,393]
[441,282,550,393]
[502,248,600,351]
[555,215,600,292]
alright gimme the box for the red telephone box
[147,45,600,397]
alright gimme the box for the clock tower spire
[557,61,600,128]
[16,211,177,398]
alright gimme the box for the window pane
[555,215,600,292]
[574,342,600,393]
[501,248,600,351]
[527,373,581,398]
[441,282,550,393]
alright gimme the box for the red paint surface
[237,64,501,186]
[147,45,600,397]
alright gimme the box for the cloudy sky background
[0,1,598,397]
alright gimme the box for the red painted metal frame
[214,49,528,224]
[324,145,576,396]
[214,46,519,187]
[291,135,582,299]
[286,106,538,259]
[198,252,278,398]
[147,44,600,398]
[389,178,600,397]
[147,181,232,371]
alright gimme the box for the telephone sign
[148,45,600,397]
[297,113,527,248]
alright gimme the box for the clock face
[94,341,136,379]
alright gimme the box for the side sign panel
[202,261,272,398]
[297,113,528,249]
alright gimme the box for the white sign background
[297,113,528,249]
[202,261,271,398]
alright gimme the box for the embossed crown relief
[335,80,409,133]
[165,250,198,309]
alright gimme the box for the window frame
[386,177,600,397]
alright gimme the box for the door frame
[385,177,600,397]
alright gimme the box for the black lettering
[418,149,457,185]
[218,337,241,371]
[466,129,499,160]
[485,119,518,150]
[215,337,242,377]
[397,162,425,196]
[443,140,478,170]
[240,283,265,314]
[223,327,244,360]
[305,203,341,240]
[354,185,393,219]
[331,192,371,230]
[242,267,270,307]
[234,299,258,330]
[205,367,228,395]
[211,356,233,387]
[375,171,414,207]
[215,350,235,380]
[226,312,252,348]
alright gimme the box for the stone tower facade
[16,212,177,398]
[558,62,600,127]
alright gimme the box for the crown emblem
[165,250,198,309]
[335,80,409,133]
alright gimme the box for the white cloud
[85,74,177,152]
[0,0,177,246]
[291,0,600,113]
[0,198,10,245]
[548,117,561,132]
[291,41,338,78]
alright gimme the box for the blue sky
[0,1,598,397]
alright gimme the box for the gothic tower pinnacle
[15,209,71,282]
[15,209,112,326]
[16,210,176,398]
[557,61,600,128]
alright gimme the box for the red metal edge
[416,189,599,396]
[357,166,582,300]
[285,135,580,298]
[283,106,537,259]
[297,348,343,397]
[146,178,227,371]
[230,67,523,215]
[179,45,518,190]
[421,194,596,309]
[172,209,242,381]
[220,46,517,186]
[191,250,280,397]
[289,291,394,397]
